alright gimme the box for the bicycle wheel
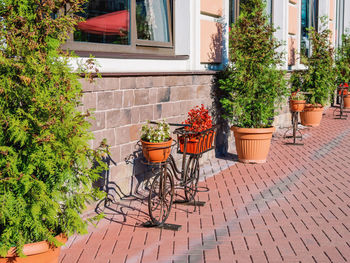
[184,156,200,202]
[148,169,174,225]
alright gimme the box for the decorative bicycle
[333,84,349,119]
[143,122,216,227]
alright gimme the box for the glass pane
[136,0,170,42]
[266,0,273,24]
[301,0,310,55]
[74,0,130,45]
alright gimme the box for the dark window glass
[74,0,130,45]
[230,0,273,25]
[136,0,170,42]
[301,0,318,56]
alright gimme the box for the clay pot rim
[140,138,173,145]
[304,103,324,108]
[290,99,306,103]
[231,126,275,134]
[5,234,67,258]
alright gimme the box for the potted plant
[0,1,106,262]
[219,0,288,163]
[141,121,172,163]
[335,32,350,108]
[290,91,306,112]
[297,18,336,126]
[178,104,214,154]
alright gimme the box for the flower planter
[179,131,215,154]
[231,126,275,164]
[338,88,348,96]
[289,100,306,112]
[141,138,172,163]
[300,104,323,127]
[344,95,350,109]
[0,234,67,263]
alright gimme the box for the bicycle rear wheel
[148,169,174,225]
[184,156,200,202]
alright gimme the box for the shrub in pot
[335,32,350,108]
[219,0,288,163]
[0,1,106,262]
[296,18,336,126]
[179,104,214,154]
[141,121,172,163]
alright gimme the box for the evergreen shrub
[292,18,336,106]
[336,31,350,85]
[0,0,105,256]
[219,0,288,128]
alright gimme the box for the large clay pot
[289,100,306,112]
[231,126,275,164]
[0,234,67,263]
[141,138,172,163]
[300,104,323,127]
[344,95,350,109]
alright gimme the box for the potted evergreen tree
[0,1,106,262]
[297,18,336,126]
[335,32,350,108]
[219,0,288,163]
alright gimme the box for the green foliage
[218,0,288,128]
[141,121,171,143]
[295,17,336,106]
[0,0,106,256]
[335,31,350,84]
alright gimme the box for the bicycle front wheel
[148,170,174,225]
[184,156,200,202]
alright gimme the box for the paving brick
[61,108,350,263]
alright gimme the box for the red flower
[183,104,213,133]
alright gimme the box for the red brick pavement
[60,109,350,263]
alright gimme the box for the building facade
[66,0,350,195]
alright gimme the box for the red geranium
[184,104,212,133]
[340,83,349,88]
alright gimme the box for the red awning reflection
[77,10,129,36]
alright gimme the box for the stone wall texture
[79,73,291,199]
[80,73,218,197]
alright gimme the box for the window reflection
[301,0,318,56]
[74,0,130,45]
[136,0,170,42]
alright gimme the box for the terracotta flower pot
[289,100,306,112]
[179,131,215,154]
[0,234,67,263]
[231,126,275,164]
[300,104,323,127]
[344,95,350,109]
[141,138,172,163]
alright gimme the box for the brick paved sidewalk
[60,108,350,263]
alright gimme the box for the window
[300,0,318,56]
[335,0,345,48]
[229,0,273,26]
[65,0,174,58]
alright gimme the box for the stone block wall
[79,73,217,197]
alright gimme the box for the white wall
[274,0,289,70]
[344,0,350,32]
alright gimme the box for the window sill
[74,51,189,60]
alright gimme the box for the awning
[77,10,129,36]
